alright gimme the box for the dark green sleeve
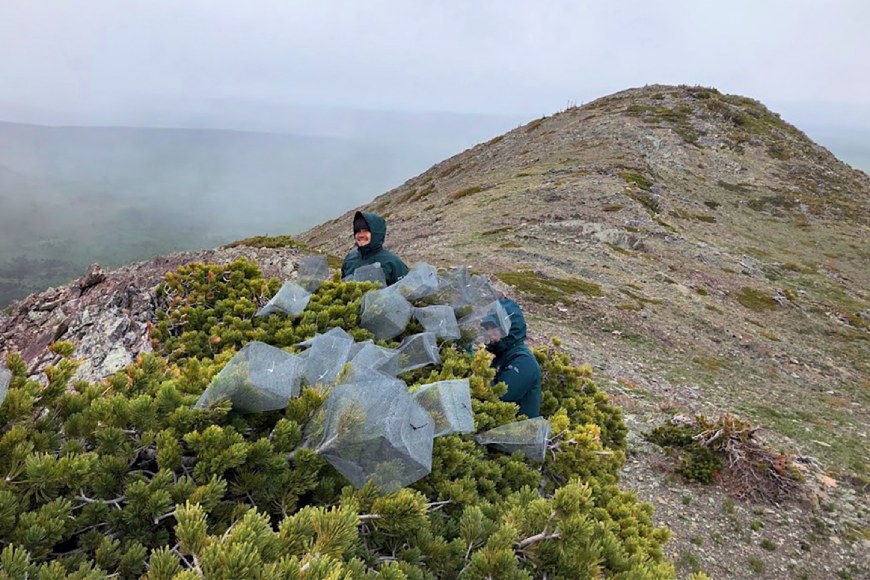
[341,251,356,279]
[383,253,409,285]
[393,256,409,281]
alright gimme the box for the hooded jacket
[485,298,542,418]
[341,211,409,286]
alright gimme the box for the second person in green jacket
[482,298,542,419]
[341,211,409,286]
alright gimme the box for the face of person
[485,325,504,344]
[355,229,371,246]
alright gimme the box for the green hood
[355,211,386,257]
[486,298,528,357]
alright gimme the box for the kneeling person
[483,298,542,418]
[341,211,409,286]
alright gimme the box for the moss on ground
[734,287,779,311]
[620,171,654,190]
[497,270,603,303]
[224,235,306,250]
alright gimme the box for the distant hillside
[0,121,461,306]
[303,84,869,480]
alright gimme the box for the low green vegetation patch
[734,287,779,311]
[0,260,675,578]
[448,185,485,201]
[481,225,514,236]
[747,195,798,212]
[620,171,653,190]
[223,235,306,250]
[497,270,603,303]
[716,180,752,194]
[624,104,702,144]
[631,191,663,215]
[620,289,665,305]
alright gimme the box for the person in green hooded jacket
[341,211,409,286]
[482,298,542,418]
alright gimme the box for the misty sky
[0,1,868,131]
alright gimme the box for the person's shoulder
[342,249,358,261]
[377,247,400,258]
[506,342,536,362]
[378,248,408,265]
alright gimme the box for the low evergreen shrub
[0,260,675,578]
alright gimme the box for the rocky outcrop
[0,246,300,381]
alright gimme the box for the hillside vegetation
[1,84,867,578]
[301,85,869,577]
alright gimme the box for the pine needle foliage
[0,260,675,578]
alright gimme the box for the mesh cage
[343,262,386,286]
[394,262,439,301]
[397,332,441,373]
[338,361,406,390]
[255,282,312,318]
[297,326,354,348]
[458,300,512,346]
[433,267,474,309]
[474,417,551,463]
[469,274,499,306]
[350,341,401,376]
[360,288,412,340]
[434,267,499,310]
[302,329,355,386]
[0,365,10,406]
[194,342,304,413]
[310,381,434,492]
[411,379,474,437]
[412,305,461,340]
[297,255,330,292]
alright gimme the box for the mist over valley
[0,109,522,307]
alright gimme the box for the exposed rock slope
[0,245,300,381]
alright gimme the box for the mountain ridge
[302,84,869,469]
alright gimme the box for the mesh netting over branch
[396,332,441,373]
[0,365,10,405]
[434,267,499,310]
[343,262,386,286]
[297,255,330,292]
[412,305,461,340]
[308,381,434,492]
[475,417,551,463]
[360,288,412,340]
[394,262,439,301]
[194,342,304,413]
[350,341,401,376]
[300,328,355,386]
[412,379,474,437]
[458,300,512,346]
[254,282,311,318]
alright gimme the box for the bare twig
[516,530,561,550]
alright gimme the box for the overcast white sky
[0,0,867,130]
